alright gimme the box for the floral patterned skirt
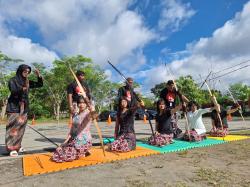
[148,133,173,146]
[182,130,206,142]
[109,133,136,152]
[52,139,92,163]
[5,113,28,152]
[210,128,229,137]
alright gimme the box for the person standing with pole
[160,80,189,138]
[67,70,92,126]
[117,77,143,109]
[6,64,43,157]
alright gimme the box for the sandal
[10,151,18,157]
[19,147,26,153]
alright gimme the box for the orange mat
[23,146,159,176]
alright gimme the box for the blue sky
[0,0,250,95]
[142,0,247,58]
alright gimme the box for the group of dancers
[5,64,241,161]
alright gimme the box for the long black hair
[77,96,85,104]
[117,96,129,115]
[156,99,167,114]
[188,101,200,111]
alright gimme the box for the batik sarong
[52,110,92,162]
[210,127,228,137]
[182,130,206,142]
[52,140,92,163]
[148,133,174,146]
[5,113,28,152]
[109,133,136,152]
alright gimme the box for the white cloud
[0,15,58,66]
[0,0,155,67]
[53,10,155,66]
[158,0,196,32]
[0,35,58,65]
[140,1,250,94]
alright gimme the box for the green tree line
[1,51,250,120]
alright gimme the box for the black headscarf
[15,64,31,87]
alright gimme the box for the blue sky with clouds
[0,0,250,95]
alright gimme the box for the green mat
[137,138,226,153]
[103,138,115,144]
[103,137,226,153]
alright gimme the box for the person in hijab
[6,64,43,156]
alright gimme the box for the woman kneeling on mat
[148,99,182,146]
[109,97,144,152]
[52,97,92,162]
[210,104,241,137]
[182,101,218,142]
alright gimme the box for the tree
[228,83,250,102]
[150,82,166,99]
[47,55,92,120]
[175,76,206,104]
[0,51,23,119]
[141,96,155,109]
[29,63,53,118]
[43,55,119,119]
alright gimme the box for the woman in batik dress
[52,97,92,162]
[148,99,182,146]
[109,97,144,152]
[210,104,241,137]
[6,64,43,157]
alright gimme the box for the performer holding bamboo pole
[148,99,182,146]
[182,101,218,141]
[67,66,106,156]
[160,80,189,138]
[109,97,144,152]
[52,96,93,162]
[67,70,92,126]
[6,64,43,157]
[210,103,241,137]
[219,80,247,129]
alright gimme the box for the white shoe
[19,147,26,153]
[10,151,18,157]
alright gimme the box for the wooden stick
[34,156,44,169]
[204,81,225,140]
[69,67,106,156]
[172,80,191,141]
[224,84,247,129]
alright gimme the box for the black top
[117,86,141,108]
[160,88,181,109]
[7,76,43,113]
[118,108,137,135]
[211,110,228,128]
[67,81,91,102]
[156,110,173,134]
